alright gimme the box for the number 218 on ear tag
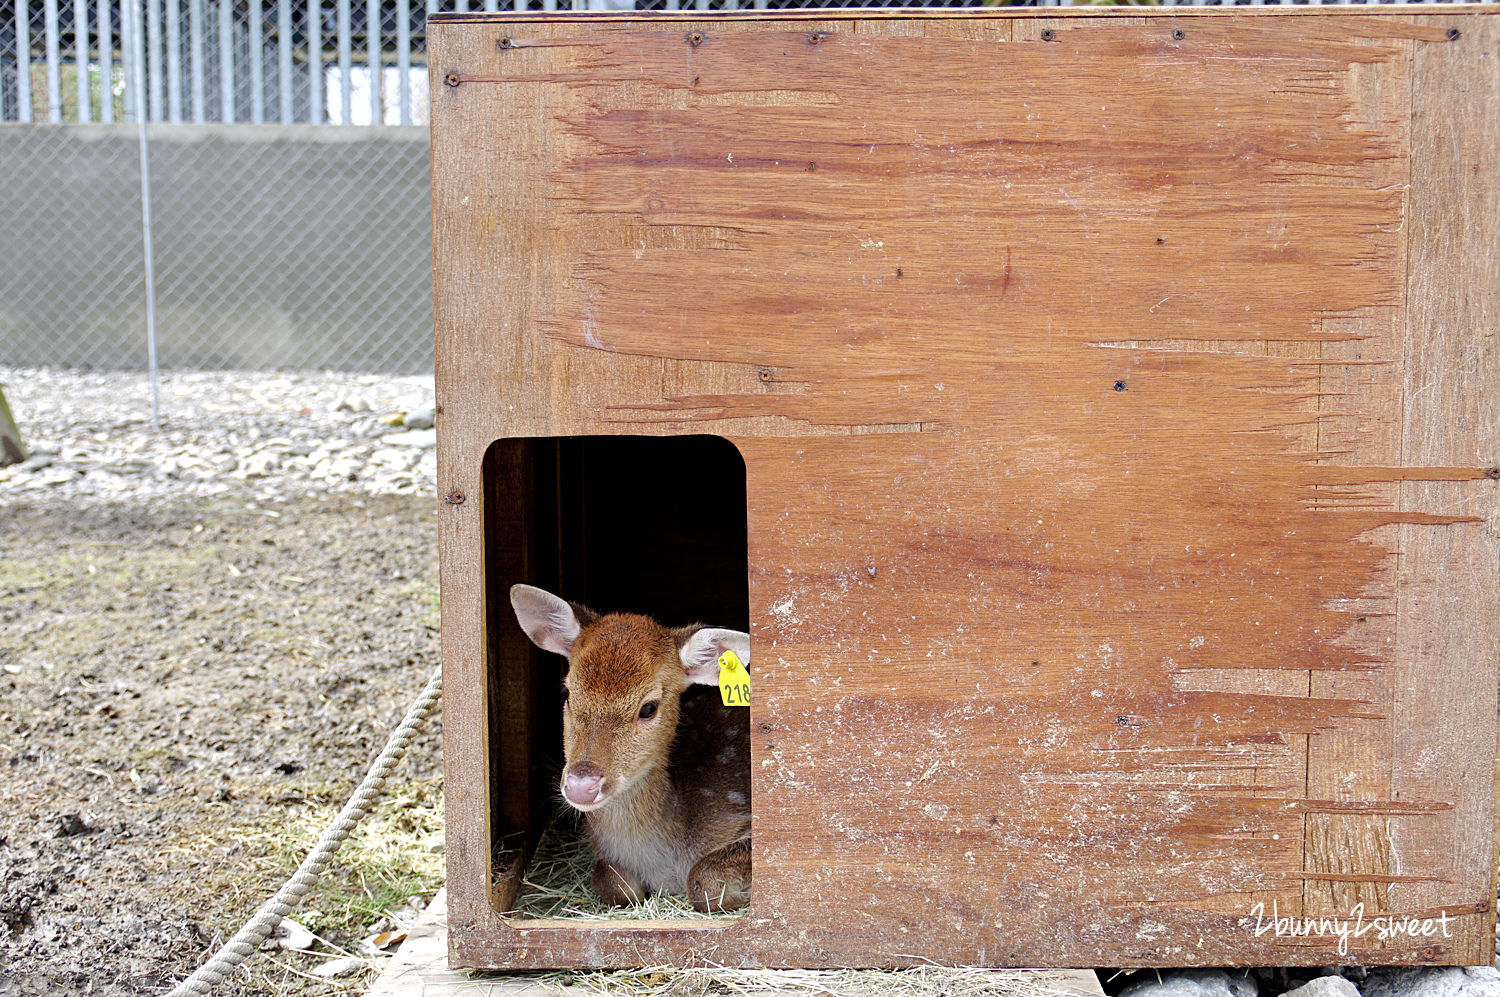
[718,649,751,707]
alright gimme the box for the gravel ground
[0,367,437,506]
[0,368,443,996]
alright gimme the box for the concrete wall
[0,124,432,373]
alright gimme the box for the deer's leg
[591,858,645,907]
[687,839,751,913]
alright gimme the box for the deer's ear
[677,627,751,685]
[510,584,593,657]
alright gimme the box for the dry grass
[503,811,732,921]
[165,774,445,995]
[230,775,445,942]
[482,964,1082,997]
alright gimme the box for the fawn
[509,584,752,913]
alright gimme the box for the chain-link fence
[2,0,444,376]
[0,0,1483,380]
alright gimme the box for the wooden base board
[369,891,1108,997]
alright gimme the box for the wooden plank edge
[372,890,1108,996]
[430,5,1500,23]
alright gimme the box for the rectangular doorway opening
[481,435,750,925]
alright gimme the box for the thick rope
[166,666,443,997]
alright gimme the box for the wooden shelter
[430,6,1500,970]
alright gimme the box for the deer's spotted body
[510,585,752,912]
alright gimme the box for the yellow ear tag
[718,649,751,707]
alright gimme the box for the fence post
[15,0,33,121]
[126,0,161,428]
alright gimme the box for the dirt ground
[0,494,443,996]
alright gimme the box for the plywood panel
[1387,6,1500,946]
[431,8,1500,970]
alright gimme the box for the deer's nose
[563,765,605,807]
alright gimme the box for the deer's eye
[560,686,570,706]
[638,700,659,720]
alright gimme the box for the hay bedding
[547,965,1073,997]
[498,813,1066,997]
[503,810,729,922]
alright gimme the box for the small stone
[19,453,54,471]
[370,448,413,471]
[382,411,407,427]
[336,396,371,414]
[1122,970,1241,997]
[381,430,437,449]
[275,919,315,951]
[1364,967,1500,997]
[311,956,367,978]
[54,814,94,838]
[1283,978,1360,997]
[402,408,435,430]
[1227,973,1258,997]
[241,453,279,479]
[326,457,361,482]
[36,467,83,486]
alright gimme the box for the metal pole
[165,0,180,120]
[98,0,113,120]
[396,0,408,125]
[276,0,290,121]
[249,0,263,122]
[308,0,321,123]
[146,0,161,120]
[45,0,61,122]
[123,0,137,118]
[74,0,91,120]
[16,0,33,122]
[336,0,349,124]
[216,0,230,120]
[128,0,160,430]
[365,0,378,124]
[188,0,203,121]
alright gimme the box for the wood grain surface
[431,9,1500,969]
